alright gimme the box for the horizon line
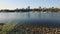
[0,7,60,10]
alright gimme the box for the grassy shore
[0,23,60,34]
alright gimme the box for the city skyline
[0,0,60,9]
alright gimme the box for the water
[0,11,60,27]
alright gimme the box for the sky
[0,0,60,9]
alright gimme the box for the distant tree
[27,6,30,9]
[39,6,41,9]
[52,7,54,8]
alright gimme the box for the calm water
[0,11,60,27]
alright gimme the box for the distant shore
[0,8,60,12]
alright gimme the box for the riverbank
[0,8,60,12]
[0,23,60,34]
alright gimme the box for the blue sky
[0,0,60,9]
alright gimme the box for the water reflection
[0,11,60,23]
